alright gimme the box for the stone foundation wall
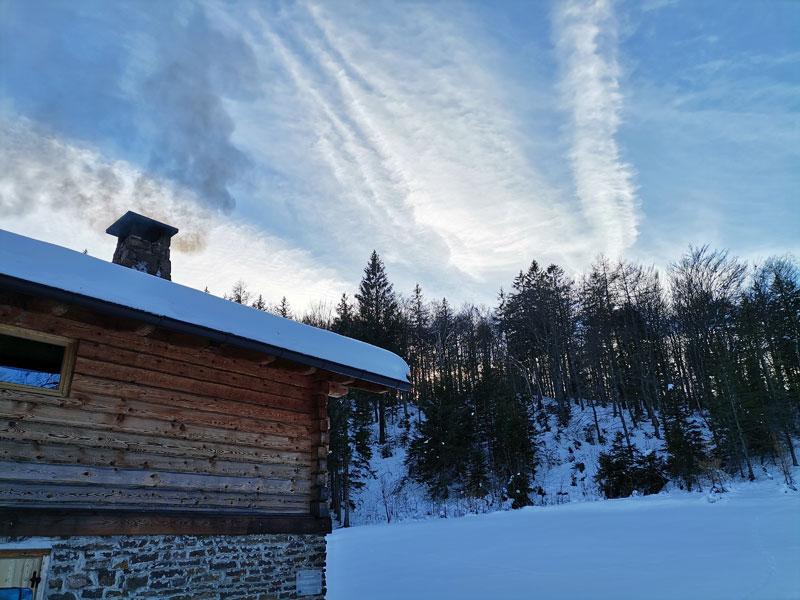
[1,534,326,600]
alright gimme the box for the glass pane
[0,333,65,390]
[0,589,34,600]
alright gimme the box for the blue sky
[1,0,798,310]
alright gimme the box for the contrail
[553,0,639,257]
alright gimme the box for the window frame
[0,544,52,600]
[0,323,77,397]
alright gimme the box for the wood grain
[0,509,331,536]
[0,416,310,466]
[0,396,312,453]
[0,460,312,495]
[0,440,309,480]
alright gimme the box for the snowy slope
[342,400,731,526]
[328,476,800,600]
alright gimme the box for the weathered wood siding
[0,291,329,518]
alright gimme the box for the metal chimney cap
[106,211,179,241]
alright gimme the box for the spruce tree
[277,296,292,319]
[354,251,402,444]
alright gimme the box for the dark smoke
[141,7,260,214]
[0,118,210,253]
[0,2,260,219]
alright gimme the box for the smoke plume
[141,6,260,214]
[0,117,210,252]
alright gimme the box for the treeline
[221,246,800,522]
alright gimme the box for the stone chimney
[106,211,179,280]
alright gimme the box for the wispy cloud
[10,0,791,309]
[553,0,640,258]
[218,0,602,302]
[0,115,349,308]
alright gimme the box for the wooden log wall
[0,291,337,524]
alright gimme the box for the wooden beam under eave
[328,383,350,398]
[348,379,392,394]
[135,323,157,337]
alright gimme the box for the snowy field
[327,482,800,600]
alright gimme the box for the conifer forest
[222,247,800,524]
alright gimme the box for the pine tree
[354,251,402,444]
[664,399,708,491]
[406,380,474,501]
[277,296,292,319]
[333,293,355,337]
[595,432,667,498]
[483,368,537,508]
[251,294,267,311]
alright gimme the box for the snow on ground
[328,476,800,600]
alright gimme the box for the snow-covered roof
[0,229,410,390]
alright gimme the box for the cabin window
[0,547,51,600]
[0,324,76,396]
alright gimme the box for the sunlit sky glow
[1,0,797,310]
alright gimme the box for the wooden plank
[0,299,373,397]
[0,509,331,536]
[0,549,51,558]
[0,440,309,480]
[74,356,312,413]
[0,321,71,346]
[349,380,392,394]
[0,415,311,467]
[77,340,312,402]
[71,374,312,427]
[0,302,318,388]
[0,396,312,453]
[0,483,311,511]
[46,383,312,439]
[0,460,312,495]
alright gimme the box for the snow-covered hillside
[328,475,800,600]
[340,399,754,526]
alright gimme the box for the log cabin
[0,212,410,600]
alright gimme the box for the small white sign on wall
[296,569,322,596]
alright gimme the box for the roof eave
[0,274,412,392]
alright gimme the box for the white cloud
[1,0,652,308]
[553,0,640,258]
[222,0,606,303]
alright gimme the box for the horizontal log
[0,440,309,480]
[0,299,369,398]
[74,357,312,414]
[0,395,312,454]
[0,301,319,389]
[0,508,331,536]
[71,374,312,426]
[0,460,312,495]
[63,382,311,439]
[0,417,310,467]
[0,482,311,511]
[78,340,311,402]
